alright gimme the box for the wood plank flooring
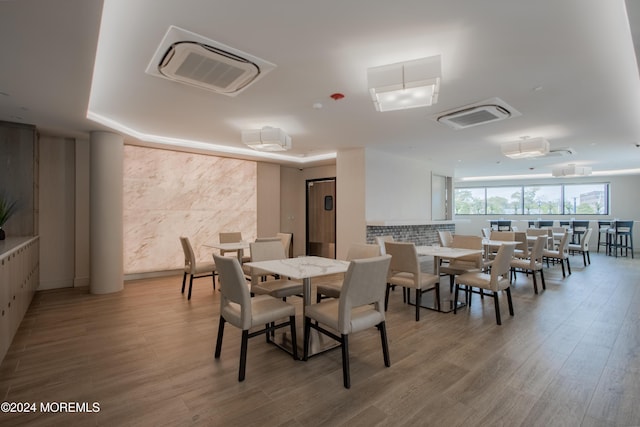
[1,252,639,426]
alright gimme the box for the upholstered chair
[303,255,392,388]
[213,254,297,382]
[454,243,516,325]
[384,241,440,320]
[316,243,381,302]
[510,235,546,294]
[179,236,216,300]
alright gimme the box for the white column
[89,131,123,294]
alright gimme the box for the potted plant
[0,196,17,240]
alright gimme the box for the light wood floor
[1,251,639,426]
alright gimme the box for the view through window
[454,183,608,215]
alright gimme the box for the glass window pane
[563,183,608,215]
[486,186,522,214]
[454,188,485,214]
[523,185,562,215]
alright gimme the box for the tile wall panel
[123,146,257,274]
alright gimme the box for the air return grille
[146,26,276,96]
[435,98,520,130]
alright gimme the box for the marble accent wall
[123,146,257,274]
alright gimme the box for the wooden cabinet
[0,237,39,362]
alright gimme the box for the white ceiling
[2,0,640,179]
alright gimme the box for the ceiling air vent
[146,26,275,96]
[435,98,520,130]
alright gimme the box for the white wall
[365,148,453,222]
[38,135,75,290]
[336,149,366,259]
[257,162,280,237]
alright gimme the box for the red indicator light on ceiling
[330,93,345,100]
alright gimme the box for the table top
[416,246,483,258]
[481,239,520,247]
[208,241,250,250]
[244,256,350,280]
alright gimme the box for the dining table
[207,241,250,262]
[243,256,350,358]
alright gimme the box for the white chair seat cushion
[316,282,342,299]
[456,271,510,292]
[440,260,480,276]
[543,249,564,259]
[305,300,384,335]
[510,258,542,270]
[388,272,438,290]
[221,295,295,329]
[191,262,216,274]
[567,243,582,251]
[252,279,303,299]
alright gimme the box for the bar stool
[596,220,611,253]
[608,221,634,258]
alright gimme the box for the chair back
[438,231,453,247]
[489,231,515,241]
[346,243,381,260]
[580,228,593,250]
[489,244,516,290]
[276,232,293,257]
[514,231,529,257]
[375,235,394,255]
[557,231,571,256]
[598,220,611,232]
[538,220,554,228]
[529,236,546,267]
[384,242,420,278]
[497,220,511,231]
[450,234,483,267]
[180,236,196,273]
[338,255,392,333]
[249,240,288,280]
[213,254,252,329]
[616,220,633,234]
[219,232,244,256]
[220,232,242,243]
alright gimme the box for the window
[563,183,608,214]
[454,183,609,215]
[486,186,522,215]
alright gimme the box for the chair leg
[212,273,216,290]
[506,287,514,316]
[493,292,502,325]
[582,251,587,267]
[214,316,225,358]
[435,283,441,312]
[587,250,591,265]
[453,284,460,314]
[289,316,298,360]
[384,284,391,311]
[239,330,249,382]
[181,272,187,293]
[188,275,194,299]
[303,317,311,361]
[341,334,350,389]
[415,289,421,321]
[532,269,538,294]
[378,322,391,367]
[560,259,566,277]
[566,258,571,275]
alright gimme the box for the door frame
[305,177,336,258]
